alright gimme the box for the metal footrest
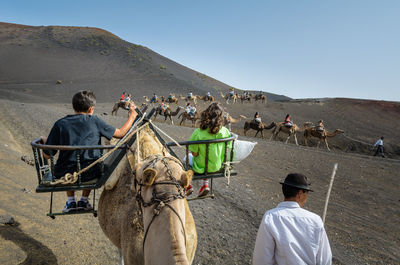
[47,210,97,219]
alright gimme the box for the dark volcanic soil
[0,99,399,265]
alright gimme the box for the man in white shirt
[253,173,332,265]
[373,136,385,158]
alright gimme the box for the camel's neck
[143,199,188,265]
[326,130,342,137]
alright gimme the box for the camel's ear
[180,170,193,188]
[142,168,157,186]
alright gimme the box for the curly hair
[199,102,224,134]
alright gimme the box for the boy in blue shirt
[43,91,137,212]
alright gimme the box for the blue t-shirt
[44,114,116,178]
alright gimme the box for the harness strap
[142,201,187,251]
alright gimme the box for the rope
[149,121,183,148]
[50,121,148,185]
[223,160,239,186]
[342,134,373,146]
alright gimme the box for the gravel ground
[0,99,399,265]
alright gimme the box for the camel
[178,111,201,127]
[254,94,267,103]
[178,94,197,104]
[239,94,251,103]
[270,122,313,145]
[243,120,276,139]
[219,92,237,104]
[111,101,132,116]
[166,96,179,104]
[304,127,344,151]
[196,95,214,102]
[223,114,247,131]
[153,106,183,125]
[98,125,197,265]
[143,96,159,104]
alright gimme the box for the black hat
[280,173,313,192]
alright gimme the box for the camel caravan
[114,91,343,152]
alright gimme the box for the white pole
[322,163,338,224]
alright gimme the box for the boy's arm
[113,102,138,138]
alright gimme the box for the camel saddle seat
[316,126,324,132]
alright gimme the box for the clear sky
[2,0,399,101]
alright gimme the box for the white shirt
[253,201,332,265]
[374,139,383,146]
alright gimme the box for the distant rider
[160,99,169,113]
[254,112,262,127]
[186,103,196,118]
[205,91,211,101]
[123,94,131,109]
[284,114,293,127]
[229,88,235,98]
[120,91,126,101]
[316,120,324,132]
[151,93,157,103]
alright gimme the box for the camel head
[136,155,193,194]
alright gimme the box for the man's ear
[180,170,193,188]
[142,168,157,186]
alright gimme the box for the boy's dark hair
[72,91,96,113]
[200,102,224,134]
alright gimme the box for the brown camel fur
[98,125,197,265]
[239,95,251,103]
[254,94,267,103]
[219,92,237,104]
[196,95,214,102]
[304,127,344,151]
[143,96,159,104]
[223,114,247,131]
[179,94,197,104]
[178,111,200,127]
[153,106,183,125]
[111,101,132,116]
[166,96,179,104]
[270,122,313,145]
[243,120,276,139]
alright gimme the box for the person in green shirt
[187,102,232,197]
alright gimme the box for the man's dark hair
[72,91,96,112]
[282,185,299,198]
[381,136,384,140]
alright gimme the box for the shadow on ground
[0,222,58,265]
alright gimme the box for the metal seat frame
[30,106,149,218]
[150,123,238,199]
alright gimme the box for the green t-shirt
[188,126,232,174]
